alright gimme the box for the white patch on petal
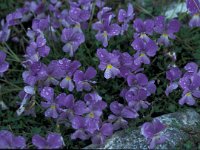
[24,86,35,95]
[104,68,112,79]
[110,66,120,76]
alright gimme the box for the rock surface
[84,109,200,149]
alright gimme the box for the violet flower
[177,62,200,106]
[0,50,9,77]
[57,94,88,121]
[186,0,200,27]
[0,130,26,149]
[84,100,107,134]
[131,38,158,66]
[108,101,138,130]
[133,18,154,41]
[69,6,91,23]
[6,11,23,26]
[184,62,199,77]
[0,20,10,42]
[154,16,180,47]
[32,133,64,149]
[178,74,200,106]
[22,62,47,86]
[84,91,102,105]
[17,86,35,116]
[96,48,120,79]
[95,0,105,8]
[91,123,113,145]
[118,52,141,78]
[118,3,134,34]
[61,27,85,57]
[25,34,50,63]
[69,0,93,11]
[141,119,166,149]
[125,88,150,111]
[32,17,49,32]
[92,7,121,47]
[40,87,60,119]
[165,67,182,96]
[97,7,114,21]
[60,60,81,91]
[125,73,156,110]
[43,60,68,86]
[73,67,97,91]
[71,115,90,140]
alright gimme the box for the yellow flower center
[140,33,146,38]
[66,76,71,81]
[140,53,145,57]
[51,105,56,109]
[89,112,94,118]
[163,33,168,37]
[107,64,113,69]
[103,31,107,37]
[186,92,191,96]
[75,23,81,28]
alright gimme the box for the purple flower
[71,116,90,140]
[24,34,50,63]
[69,93,106,135]
[165,67,182,96]
[32,17,49,32]
[69,0,93,11]
[57,94,88,121]
[109,101,138,130]
[91,123,113,145]
[133,18,154,40]
[118,3,134,34]
[141,119,166,149]
[6,11,23,26]
[40,87,60,118]
[154,16,180,47]
[73,67,97,91]
[96,48,120,79]
[118,52,141,78]
[125,88,150,111]
[0,50,9,76]
[0,130,26,149]
[22,62,47,86]
[131,38,158,66]
[127,73,148,87]
[32,133,64,149]
[61,27,85,57]
[69,6,90,23]
[178,74,200,106]
[84,91,102,105]
[125,73,156,110]
[97,7,114,21]
[118,3,134,23]
[95,0,105,8]
[184,62,199,76]
[43,60,68,86]
[93,8,121,47]
[186,0,200,15]
[84,100,107,134]
[60,60,81,91]
[0,20,10,42]
[17,86,35,116]
[189,14,200,27]
[186,0,200,27]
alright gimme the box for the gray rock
[84,109,200,149]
